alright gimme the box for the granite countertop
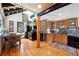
[67,34,79,38]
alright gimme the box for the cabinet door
[47,34,53,44]
[61,34,67,45]
[56,21,58,28]
[54,34,67,45]
[66,19,68,29]
[57,34,62,43]
[54,34,60,43]
[76,18,78,28]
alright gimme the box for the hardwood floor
[0,38,72,56]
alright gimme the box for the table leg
[19,39,21,49]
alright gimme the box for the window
[17,22,24,33]
[0,12,3,33]
[0,12,3,28]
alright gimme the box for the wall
[40,3,79,26]
[0,4,4,32]
[0,3,4,54]
[6,13,26,34]
[0,3,1,9]
[6,10,37,35]
[23,10,37,28]
[0,4,2,31]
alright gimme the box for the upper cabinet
[67,17,78,30]
[52,17,78,29]
[47,21,53,29]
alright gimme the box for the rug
[50,42,78,55]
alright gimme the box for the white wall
[6,13,26,34]
[23,10,37,28]
[0,3,1,9]
[40,3,79,26]
[23,10,37,22]
[6,10,37,35]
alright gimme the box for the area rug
[50,43,78,55]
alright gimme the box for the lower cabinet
[46,34,54,43]
[46,33,67,45]
[54,34,67,45]
[61,34,67,45]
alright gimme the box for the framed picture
[9,21,14,32]
[22,13,28,22]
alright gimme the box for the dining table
[1,33,22,50]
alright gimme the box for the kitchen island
[46,33,67,45]
[46,31,79,49]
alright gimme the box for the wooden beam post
[36,16,40,48]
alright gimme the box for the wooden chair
[16,35,21,49]
[3,36,11,52]
[10,35,17,48]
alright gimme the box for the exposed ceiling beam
[38,3,71,16]
[2,3,15,7]
[2,3,25,16]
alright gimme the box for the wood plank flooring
[0,38,72,56]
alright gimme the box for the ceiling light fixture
[38,5,42,9]
[59,13,62,16]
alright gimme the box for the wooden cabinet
[47,21,50,28]
[56,21,58,28]
[53,17,78,29]
[66,17,78,29]
[54,34,67,45]
[76,17,78,28]
[54,34,61,43]
[66,19,68,29]
[61,34,67,45]
[47,21,54,28]
[40,20,47,33]
[46,33,54,44]
[52,22,54,28]
[46,33,67,45]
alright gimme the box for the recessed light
[38,5,42,8]
[59,14,62,16]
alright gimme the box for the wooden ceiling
[15,3,55,13]
[2,3,71,16]
[14,3,71,16]
[38,3,71,16]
